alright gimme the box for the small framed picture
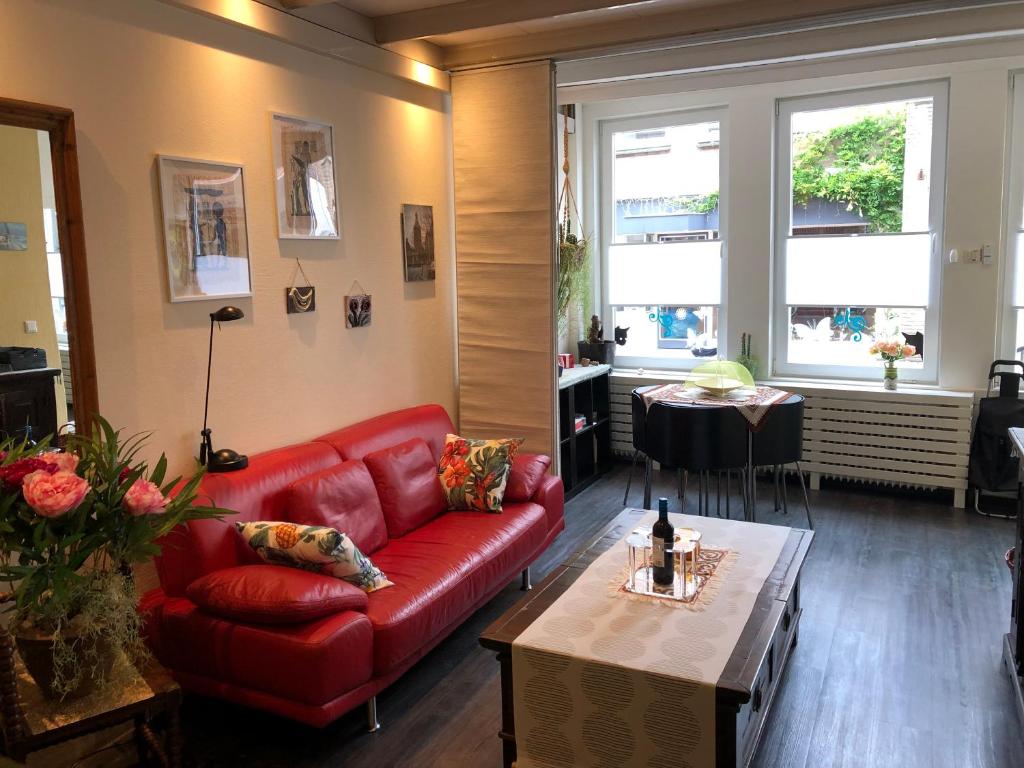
[272,113,340,239]
[0,222,28,251]
[157,155,252,303]
[401,204,435,282]
[345,294,371,328]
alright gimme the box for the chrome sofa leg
[367,696,381,733]
[521,567,532,591]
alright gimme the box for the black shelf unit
[558,367,613,499]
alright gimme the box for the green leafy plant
[0,416,227,696]
[792,112,907,233]
[558,221,591,334]
[736,332,760,380]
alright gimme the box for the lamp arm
[203,318,214,433]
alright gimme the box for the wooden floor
[179,465,1024,768]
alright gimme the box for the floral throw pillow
[437,433,523,513]
[235,521,393,592]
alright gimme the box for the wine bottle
[651,497,675,587]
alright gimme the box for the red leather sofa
[141,404,564,728]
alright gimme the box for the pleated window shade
[451,62,557,462]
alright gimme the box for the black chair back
[645,400,748,472]
[751,395,804,466]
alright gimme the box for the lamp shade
[211,306,244,322]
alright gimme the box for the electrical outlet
[966,248,982,263]
[23,320,38,334]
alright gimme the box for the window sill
[609,367,973,398]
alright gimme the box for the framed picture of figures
[401,204,435,281]
[157,155,252,303]
[271,113,340,239]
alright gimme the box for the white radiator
[610,372,974,508]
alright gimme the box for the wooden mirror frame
[0,98,97,435]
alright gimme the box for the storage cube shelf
[558,364,613,498]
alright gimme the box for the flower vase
[14,624,117,700]
[883,363,897,391]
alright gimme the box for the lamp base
[208,448,248,473]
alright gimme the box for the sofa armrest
[532,473,564,533]
[506,452,552,502]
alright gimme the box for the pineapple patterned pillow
[235,521,393,592]
[437,433,523,513]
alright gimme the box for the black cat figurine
[614,326,629,346]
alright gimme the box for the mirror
[0,99,96,445]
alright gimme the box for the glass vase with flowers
[869,339,916,391]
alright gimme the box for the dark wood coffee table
[480,507,812,768]
[0,631,182,766]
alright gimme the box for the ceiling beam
[278,0,335,9]
[439,0,1018,68]
[374,0,655,44]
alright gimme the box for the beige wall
[1,0,455,473]
[0,125,68,427]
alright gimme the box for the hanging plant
[557,118,591,334]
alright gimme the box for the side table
[0,631,182,766]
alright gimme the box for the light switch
[982,243,994,265]
[23,320,38,334]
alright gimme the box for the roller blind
[785,233,931,307]
[607,241,722,306]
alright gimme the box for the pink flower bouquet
[0,417,226,696]
[869,339,916,364]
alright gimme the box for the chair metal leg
[716,471,723,518]
[521,567,532,591]
[623,450,640,505]
[367,696,381,733]
[795,461,814,530]
[725,470,731,519]
[680,470,688,510]
[773,465,781,512]
[703,472,710,517]
[781,466,790,516]
[643,456,653,510]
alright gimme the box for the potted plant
[0,417,224,699]
[736,332,760,380]
[869,339,916,390]
[577,315,616,365]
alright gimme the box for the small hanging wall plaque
[285,259,316,314]
[345,281,371,328]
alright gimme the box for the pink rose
[124,479,168,516]
[903,344,916,358]
[40,451,79,474]
[22,470,89,518]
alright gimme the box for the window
[601,110,726,369]
[1003,73,1024,359]
[773,82,947,381]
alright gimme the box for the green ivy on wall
[791,112,907,233]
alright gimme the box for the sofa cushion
[235,521,392,592]
[437,434,523,512]
[363,438,446,538]
[504,453,552,503]
[186,565,368,625]
[366,502,548,674]
[286,460,388,555]
[160,596,373,706]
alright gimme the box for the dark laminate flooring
[178,465,1024,768]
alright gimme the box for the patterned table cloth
[511,513,790,768]
[639,384,792,430]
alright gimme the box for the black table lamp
[199,306,248,472]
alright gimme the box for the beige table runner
[512,513,790,768]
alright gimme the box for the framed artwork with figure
[271,113,340,239]
[157,155,252,303]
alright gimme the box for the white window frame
[772,81,948,383]
[1000,72,1024,360]
[599,107,729,371]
